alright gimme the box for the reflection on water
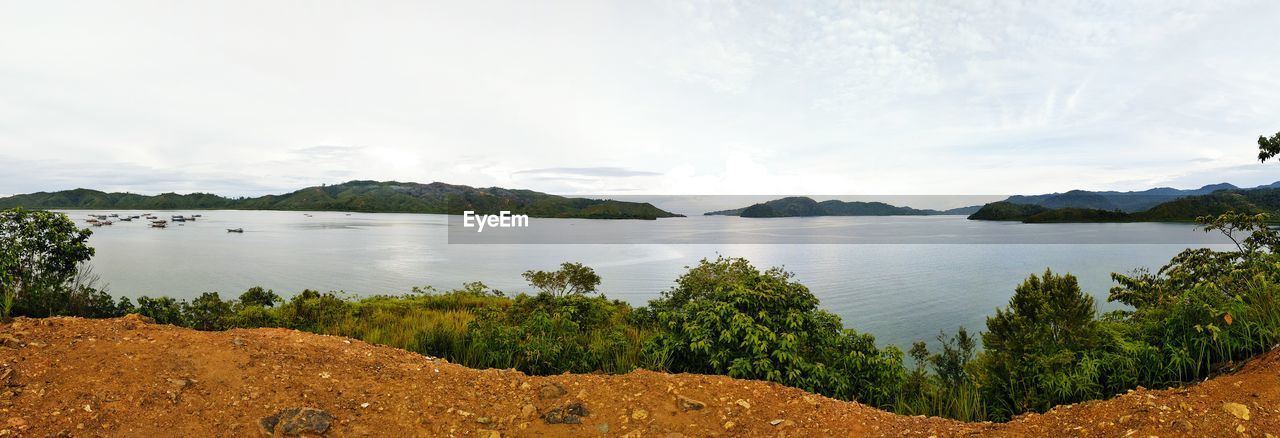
[60,210,1231,349]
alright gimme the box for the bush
[645,256,904,406]
[979,269,1108,418]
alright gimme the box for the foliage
[521,262,601,297]
[979,269,1108,418]
[645,256,905,406]
[0,181,682,219]
[238,286,282,307]
[1260,131,1280,163]
[0,208,95,318]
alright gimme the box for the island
[704,196,981,217]
[0,180,684,220]
[968,187,1280,223]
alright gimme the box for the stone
[0,335,20,349]
[538,383,567,400]
[675,395,705,412]
[520,404,537,419]
[1223,402,1250,420]
[476,429,501,438]
[542,402,589,425]
[259,407,334,437]
[723,421,736,430]
[735,399,751,409]
[631,409,649,420]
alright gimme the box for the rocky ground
[0,316,1275,437]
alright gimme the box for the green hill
[969,188,1280,223]
[704,196,975,217]
[0,181,683,220]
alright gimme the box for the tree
[981,269,1105,418]
[522,262,601,297]
[136,296,185,325]
[238,286,282,307]
[645,257,904,406]
[184,292,232,330]
[0,208,94,318]
[1259,131,1280,163]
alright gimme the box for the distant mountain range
[0,180,683,219]
[704,197,981,217]
[970,187,1280,223]
[1002,182,1280,212]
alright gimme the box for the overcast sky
[2,0,1278,197]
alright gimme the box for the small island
[968,187,1280,223]
[0,180,684,220]
[704,196,981,217]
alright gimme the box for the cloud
[1,1,1278,196]
[513,167,663,178]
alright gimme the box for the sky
[2,0,1278,197]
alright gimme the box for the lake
[61,210,1233,350]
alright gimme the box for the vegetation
[4,204,1280,423]
[0,180,682,219]
[705,196,978,217]
[1260,131,1280,163]
[970,188,1280,223]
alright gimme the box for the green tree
[136,296,185,325]
[1259,131,1280,163]
[0,208,94,318]
[521,262,601,297]
[238,286,282,307]
[645,257,904,406]
[184,292,233,330]
[980,269,1105,418]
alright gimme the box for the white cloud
[1,0,1278,197]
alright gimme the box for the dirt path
[0,316,1273,437]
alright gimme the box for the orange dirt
[0,316,1275,437]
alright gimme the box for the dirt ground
[0,316,1275,437]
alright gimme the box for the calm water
[63,210,1233,349]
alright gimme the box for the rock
[476,429,501,438]
[259,407,334,437]
[232,338,247,347]
[0,335,20,349]
[723,421,736,430]
[121,313,155,328]
[542,402,589,425]
[596,423,609,433]
[520,404,536,419]
[476,417,491,425]
[6,417,27,430]
[769,419,795,427]
[735,399,751,409]
[675,395,705,412]
[631,409,649,420]
[1223,402,1250,420]
[538,383,567,400]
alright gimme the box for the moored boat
[226,228,244,233]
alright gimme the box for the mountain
[0,181,683,219]
[1004,183,1248,212]
[704,197,980,217]
[970,188,1280,223]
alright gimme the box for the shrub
[645,256,904,406]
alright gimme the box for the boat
[108,214,118,217]
[227,228,244,233]
[101,221,113,226]
[119,217,132,222]
[86,218,99,223]
[145,216,157,220]
[149,222,166,228]
[193,214,203,218]
[172,217,186,222]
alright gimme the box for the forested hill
[704,196,980,217]
[969,188,1280,223]
[0,181,683,219]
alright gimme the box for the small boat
[101,221,113,226]
[145,216,157,220]
[108,213,118,217]
[172,217,186,222]
[149,222,166,228]
[119,217,132,222]
[193,214,203,218]
[86,218,99,223]
[130,215,141,219]
[226,228,244,233]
